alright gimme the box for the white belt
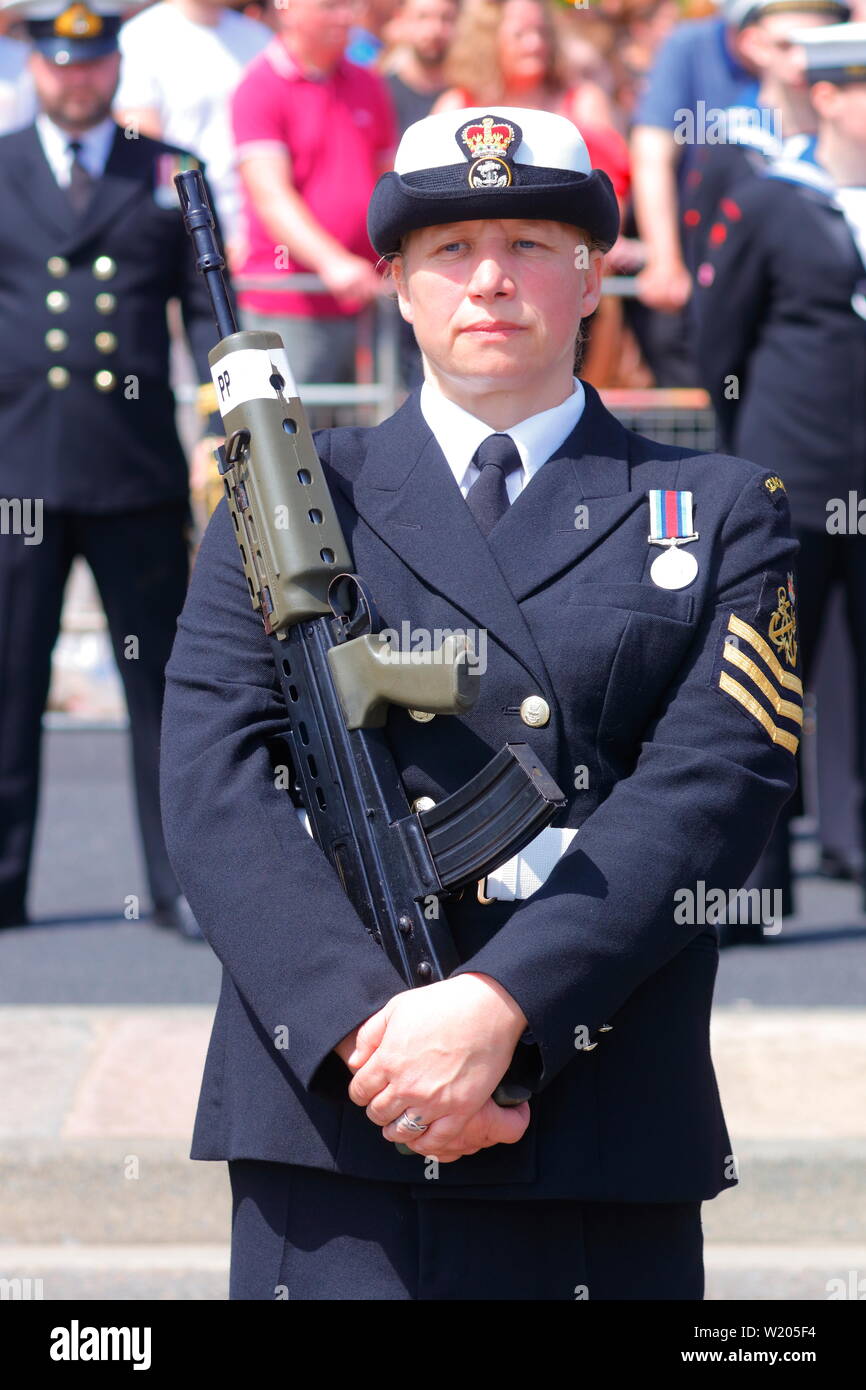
[478,826,578,901]
[295,808,576,901]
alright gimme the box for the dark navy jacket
[0,122,222,512]
[694,168,866,530]
[160,382,800,1201]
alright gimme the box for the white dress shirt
[419,375,586,504]
[35,113,117,186]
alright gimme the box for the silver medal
[650,544,698,590]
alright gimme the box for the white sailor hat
[789,20,866,81]
[367,107,620,257]
[718,0,849,30]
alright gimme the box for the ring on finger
[396,1110,429,1134]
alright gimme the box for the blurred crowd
[6,0,864,393]
[2,0,866,932]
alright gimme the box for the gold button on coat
[46,290,70,313]
[47,256,69,277]
[92,255,117,280]
[45,328,68,351]
[94,369,117,392]
[408,709,435,722]
[95,331,117,353]
[95,292,116,314]
[520,695,550,727]
[47,366,70,389]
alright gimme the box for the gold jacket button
[520,695,550,727]
[46,290,70,313]
[45,328,68,351]
[95,292,116,314]
[47,365,70,389]
[94,369,117,392]
[95,331,117,354]
[47,256,69,278]
[408,709,435,722]
[92,255,117,280]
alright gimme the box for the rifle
[175,170,566,1135]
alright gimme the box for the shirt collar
[36,112,117,178]
[265,36,343,83]
[419,374,586,493]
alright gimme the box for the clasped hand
[337,973,531,1163]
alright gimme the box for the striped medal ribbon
[647,489,700,590]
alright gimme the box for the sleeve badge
[715,574,802,755]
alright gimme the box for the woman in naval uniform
[160,106,802,1300]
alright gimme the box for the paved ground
[1,727,864,1301]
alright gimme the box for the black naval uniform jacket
[160,382,800,1202]
[0,122,223,513]
[694,165,866,529]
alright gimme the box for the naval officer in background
[696,22,866,918]
[0,1,225,935]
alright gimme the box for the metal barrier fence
[177,273,718,446]
[602,389,717,452]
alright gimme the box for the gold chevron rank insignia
[718,611,803,754]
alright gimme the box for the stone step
[705,1245,866,1303]
[0,1140,231,1245]
[0,1245,228,1302]
[0,1138,863,1246]
[701,1140,866,1245]
[1,1006,863,1247]
[1,1243,863,1302]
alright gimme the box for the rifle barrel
[175,168,237,341]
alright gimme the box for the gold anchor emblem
[769,586,798,668]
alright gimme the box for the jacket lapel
[6,125,76,240]
[335,383,641,690]
[6,123,145,252]
[338,391,552,688]
[487,381,643,601]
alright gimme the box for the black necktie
[465,434,522,537]
[66,140,94,214]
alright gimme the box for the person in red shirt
[432,0,630,201]
[231,0,397,388]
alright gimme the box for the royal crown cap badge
[54,4,103,38]
[456,114,522,190]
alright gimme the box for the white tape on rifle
[210,347,298,418]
